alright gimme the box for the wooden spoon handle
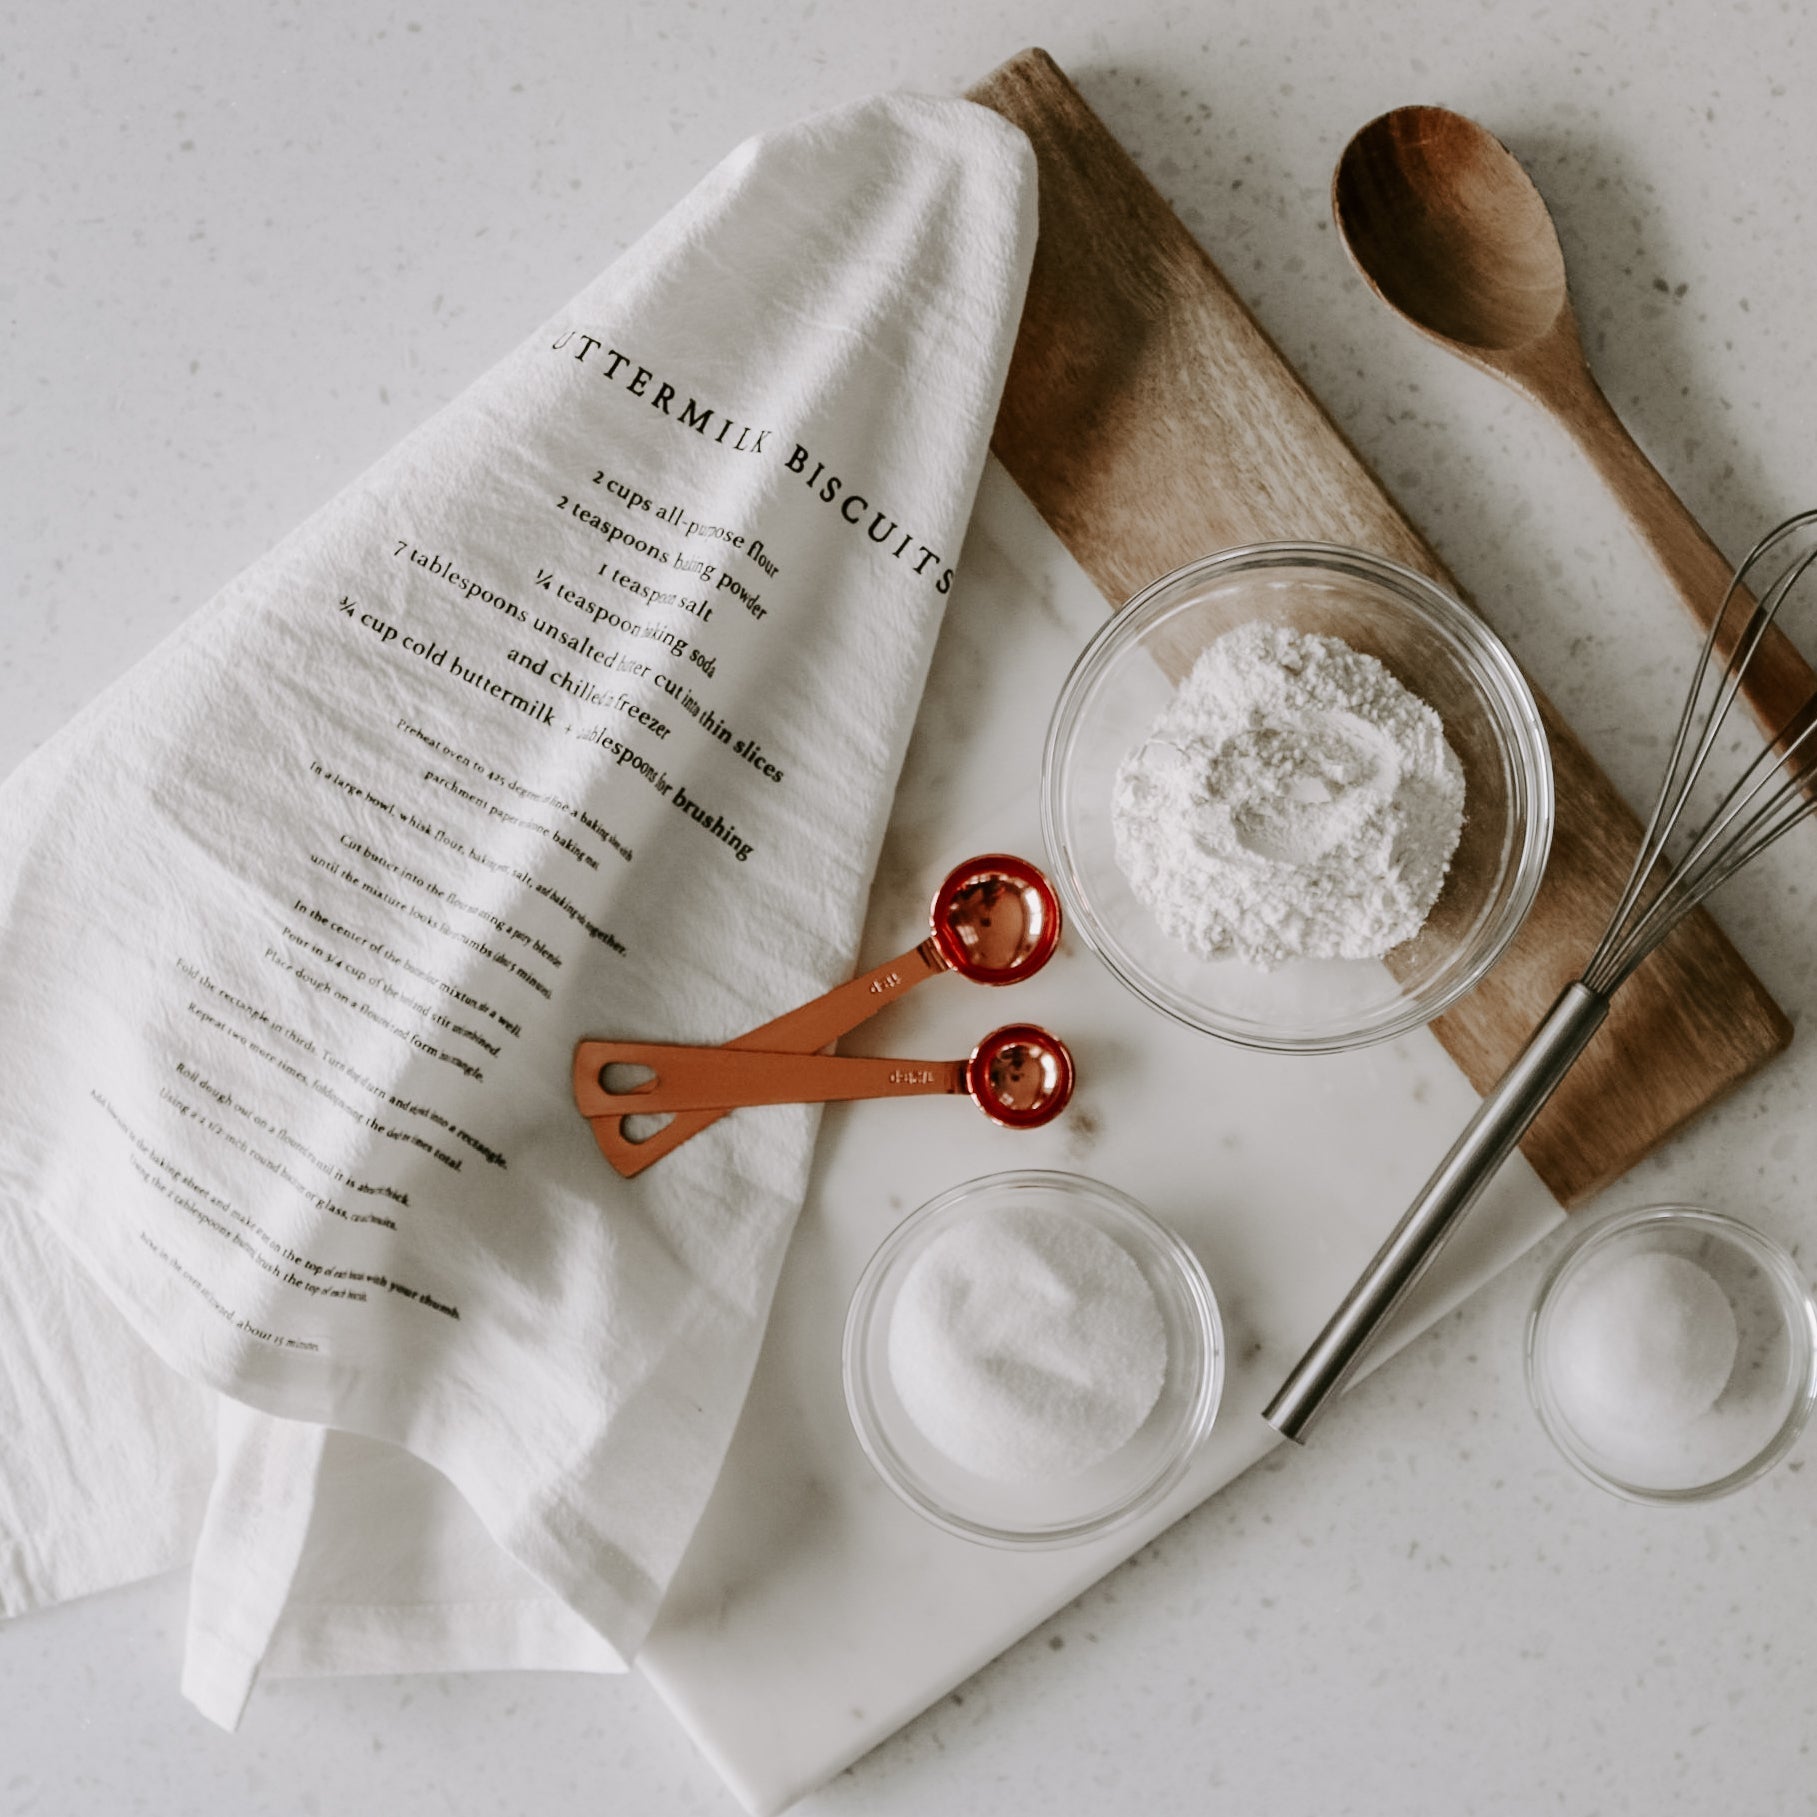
[1551,362,1817,744]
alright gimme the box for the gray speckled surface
[5,2,1817,1813]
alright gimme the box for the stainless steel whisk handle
[1262,982,1611,1444]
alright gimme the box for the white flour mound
[1112,622,1466,970]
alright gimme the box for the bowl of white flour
[1042,543,1553,1051]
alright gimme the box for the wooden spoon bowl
[1333,106,1569,359]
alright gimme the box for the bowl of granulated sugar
[1042,543,1553,1052]
[1527,1205,1817,1502]
[843,1170,1222,1547]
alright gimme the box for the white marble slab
[637,462,1563,1812]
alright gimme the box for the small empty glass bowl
[1527,1205,1817,1503]
[843,1170,1222,1548]
[1041,542,1553,1052]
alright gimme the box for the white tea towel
[247,1426,624,1679]
[0,1197,216,1612]
[0,90,1036,1717]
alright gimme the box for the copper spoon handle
[580,1040,969,1115]
[572,935,947,1124]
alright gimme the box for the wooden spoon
[1332,104,1815,741]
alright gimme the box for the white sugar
[1551,1249,1739,1444]
[886,1204,1168,1481]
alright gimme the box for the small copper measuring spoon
[575,853,1061,1173]
[580,1022,1074,1130]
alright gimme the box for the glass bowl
[1527,1205,1817,1503]
[843,1170,1222,1548]
[1041,542,1553,1052]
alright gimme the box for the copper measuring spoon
[1332,104,1816,742]
[575,853,1061,1174]
[579,1022,1074,1130]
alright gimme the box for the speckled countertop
[5,2,1817,1812]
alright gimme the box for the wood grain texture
[967,48,1792,1208]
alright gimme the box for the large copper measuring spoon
[1332,104,1817,742]
[575,853,1061,1174]
[580,1022,1074,1130]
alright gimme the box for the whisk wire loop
[1579,551,1748,982]
[1581,513,1817,995]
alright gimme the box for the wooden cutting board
[967,49,1791,1208]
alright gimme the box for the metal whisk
[1265,509,1817,1444]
